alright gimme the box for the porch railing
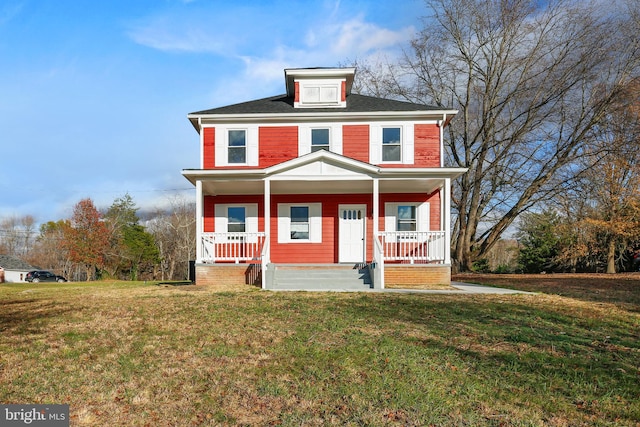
[201,232,266,263]
[377,231,446,263]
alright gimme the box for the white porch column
[195,180,203,263]
[443,177,451,265]
[372,178,379,235]
[264,178,271,262]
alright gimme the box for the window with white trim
[228,129,246,164]
[382,127,401,162]
[397,205,417,232]
[298,125,342,156]
[214,126,258,166]
[214,204,258,242]
[227,207,246,233]
[290,206,310,239]
[311,128,330,152]
[277,203,322,243]
[384,202,429,241]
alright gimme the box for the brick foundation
[196,263,451,290]
[384,265,451,288]
[196,264,261,287]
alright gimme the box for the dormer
[285,67,356,109]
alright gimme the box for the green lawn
[1,279,638,426]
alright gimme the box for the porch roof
[182,150,467,196]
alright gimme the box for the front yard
[1,277,638,426]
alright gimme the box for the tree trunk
[606,239,617,274]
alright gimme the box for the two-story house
[182,67,466,290]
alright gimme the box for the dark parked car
[25,270,67,283]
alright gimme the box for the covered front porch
[183,151,466,289]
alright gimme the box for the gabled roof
[0,254,36,271]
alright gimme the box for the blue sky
[0,0,423,224]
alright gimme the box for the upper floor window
[311,128,330,152]
[228,130,246,164]
[298,125,342,156]
[382,127,401,162]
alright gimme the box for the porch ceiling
[199,177,443,196]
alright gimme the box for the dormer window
[299,81,340,106]
[285,68,355,109]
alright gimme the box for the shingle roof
[189,93,445,116]
[0,254,36,271]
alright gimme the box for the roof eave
[188,109,459,125]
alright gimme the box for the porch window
[290,206,310,240]
[397,205,417,232]
[227,207,246,233]
[228,130,246,164]
[382,127,401,162]
[278,203,322,243]
[311,128,330,152]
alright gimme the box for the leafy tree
[121,224,160,281]
[103,194,160,280]
[63,198,109,281]
[517,210,561,273]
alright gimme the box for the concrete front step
[269,264,372,290]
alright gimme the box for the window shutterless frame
[382,127,401,162]
[311,128,330,152]
[228,129,247,164]
[290,206,310,240]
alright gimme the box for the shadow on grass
[0,298,74,336]
[155,281,194,287]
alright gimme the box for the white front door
[338,204,366,263]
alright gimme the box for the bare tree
[0,215,37,257]
[146,196,196,281]
[355,0,640,270]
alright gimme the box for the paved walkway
[267,282,534,294]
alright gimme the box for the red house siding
[269,194,374,264]
[342,125,370,163]
[414,124,440,167]
[204,192,440,259]
[259,126,298,167]
[203,127,215,169]
[378,192,441,231]
[204,195,215,232]
[203,195,265,232]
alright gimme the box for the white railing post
[195,180,203,263]
[372,235,385,289]
[444,178,451,265]
[378,231,446,263]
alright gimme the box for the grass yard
[0,277,639,426]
